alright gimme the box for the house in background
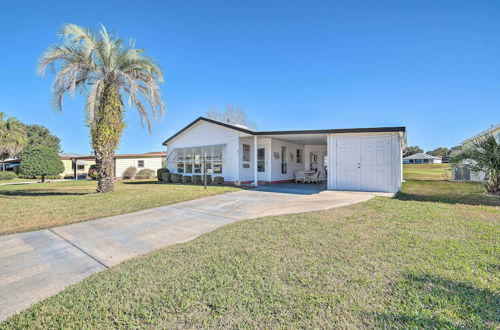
[61,152,166,179]
[163,117,406,193]
[403,153,442,164]
[453,123,500,182]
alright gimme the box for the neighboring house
[163,117,406,193]
[61,152,166,179]
[453,123,500,182]
[403,153,442,164]
[60,153,96,179]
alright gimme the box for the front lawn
[0,180,241,235]
[0,178,38,184]
[3,179,498,328]
[403,163,451,180]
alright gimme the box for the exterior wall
[304,145,327,172]
[115,157,164,179]
[238,137,256,182]
[270,139,306,182]
[327,132,403,193]
[165,121,247,182]
[61,159,95,179]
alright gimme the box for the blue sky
[0,0,499,154]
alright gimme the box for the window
[138,160,144,168]
[281,146,287,174]
[296,149,303,163]
[242,144,250,163]
[257,148,265,172]
[77,165,85,171]
[170,145,223,175]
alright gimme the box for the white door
[336,138,361,190]
[336,136,390,192]
[257,147,267,181]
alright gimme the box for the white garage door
[336,136,391,192]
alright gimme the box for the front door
[257,147,267,181]
[336,136,390,192]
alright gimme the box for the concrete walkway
[0,187,386,321]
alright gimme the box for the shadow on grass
[120,180,163,185]
[374,273,499,328]
[395,191,500,207]
[0,190,90,197]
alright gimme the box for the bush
[122,167,137,179]
[213,176,224,185]
[161,172,171,183]
[20,146,64,182]
[136,169,156,179]
[182,175,192,184]
[0,171,17,180]
[157,168,169,181]
[204,174,212,185]
[191,175,202,184]
[171,173,183,183]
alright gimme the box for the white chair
[308,171,320,184]
[318,171,326,183]
[295,171,306,183]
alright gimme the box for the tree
[426,147,449,158]
[0,112,28,171]
[207,105,257,129]
[452,134,500,194]
[38,24,164,192]
[403,145,423,157]
[22,124,62,153]
[20,146,64,182]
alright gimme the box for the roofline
[162,117,406,145]
[461,123,500,145]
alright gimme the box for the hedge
[213,176,224,185]
[191,175,202,184]
[122,167,137,179]
[0,171,18,180]
[136,169,156,179]
[161,172,171,183]
[171,173,183,183]
[157,168,169,181]
[182,175,192,184]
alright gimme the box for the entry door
[257,147,267,181]
[336,136,390,192]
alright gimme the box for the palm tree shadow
[395,190,500,207]
[373,273,499,328]
[0,190,90,197]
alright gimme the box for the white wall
[270,139,306,182]
[304,145,327,172]
[115,157,164,178]
[166,121,249,182]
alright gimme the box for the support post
[253,135,258,186]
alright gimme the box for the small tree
[207,105,257,129]
[0,112,28,171]
[20,146,64,182]
[452,134,500,195]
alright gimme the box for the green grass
[2,179,498,328]
[0,180,241,235]
[0,178,38,184]
[403,163,451,180]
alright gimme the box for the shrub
[122,167,137,179]
[213,176,224,185]
[161,172,171,183]
[191,174,202,184]
[0,171,17,180]
[182,175,192,184]
[171,173,183,183]
[136,169,156,179]
[20,146,64,182]
[157,168,169,181]
[204,174,212,185]
[90,171,99,180]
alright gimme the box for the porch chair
[307,171,320,184]
[318,170,326,183]
[295,171,306,183]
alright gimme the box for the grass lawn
[0,178,38,184]
[2,178,498,327]
[0,180,241,235]
[403,163,451,180]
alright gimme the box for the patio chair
[295,171,306,183]
[307,171,320,184]
[318,170,326,183]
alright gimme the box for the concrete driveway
[0,187,386,321]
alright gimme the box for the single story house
[453,123,500,181]
[163,117,406,193]
[403,153,442,164]
[62,152,166,179]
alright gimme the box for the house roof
[461,123,500,145]
[403,153,441,160]
[162,117,406,145]
[65,152,166,160]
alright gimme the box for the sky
[0,0,499,154]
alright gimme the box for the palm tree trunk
[91,85,125,193]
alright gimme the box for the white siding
[270,139,306,182]
[115,157,164,178]
[304,145,327,172]
[165,121,248,182]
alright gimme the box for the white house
[114,152,166,179]
[403,153,442,164]
[453,123,500,182]
[163,117,406,193]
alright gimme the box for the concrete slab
[0,188,379,321]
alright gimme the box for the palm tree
[0,112,28,172]
[38,24,165,192]
[452,134,500,194]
